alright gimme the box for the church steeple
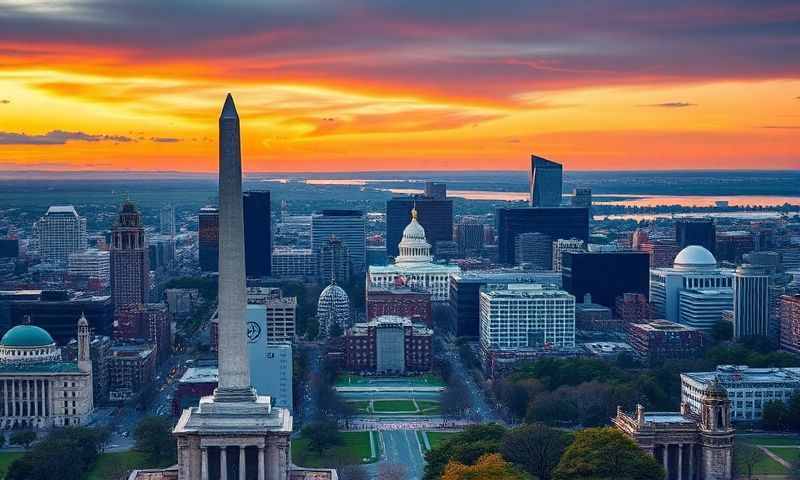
[77,313,91,373]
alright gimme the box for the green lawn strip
[768,447,800,464]
[0,452,23,479]
[291,431,375,468]
[372,400,417,413]
[86,451,162,480]
[426,432,459,450]
[735,449,788,476]
[417,400,441,412]
[738,435,800,446]
[346,400,372,413]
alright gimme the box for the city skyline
[0,1,798,172]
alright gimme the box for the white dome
[674,245,717,270]
[317,282,351,337]
[396,208,432,264]
[402,216,426,241]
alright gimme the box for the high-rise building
[68,248,110,286]
[386,195,453,258]
[496,207,589,264]
[160,205,176,237]
[571,187,592,209]
[243,190,272,277]
[311,210,366,275]
[110,201,149,307]
[112,303,171,362]
[198,206,219,272]
[733,264,770,338]
[317,236,350,284]
[108,343,155,401]
[514,232,552,269]
[562,251,650,309]
[35,205,87,264]
[271,247,316,278]
[246,306,293,412]
[552,238,585,272]
[780,294,800,354]
[455,219,484,256]
[716,231,755,262]
[265,296,296,344]
[676,219,716,254]
[424,181,447,199]
[529,155,563,207]
[649,246,734,331]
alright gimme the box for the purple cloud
[642,102,696,108]
[150,137,181,143]
[0,130,135,145]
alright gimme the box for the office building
[317,236,350,284]
[682,365,800,422]
[552,238,585,272]
[198,206,219,272]
[0,290,114,344]
[110,201,150,307]
[627,320,704,364]
[107,343,155,401]
[160,205,176,237]
[0,318,93,429]
[368,208,460,302]
[615,292,652,324]
[780,294,800,354]
[574,294,617,331]
[344,315,432,374]
[243,190,272,277]
[649,246,734,331]
[311,210,365,275]
[317,281,350,337]
[562,251,650,309]
[514,232,552,269]
[67,248,110,286]
[424,182,447,199]
[716,231,755,262]
[148,234,175,271]
[676,219,716,254]
[271,247,315,278]
[366,286,432,326]
[632,229,681,268]
[246,303,293,412]
[571,187,591,209]
[496,207,589,264]
[264,297,296,344]
[386,195,452,258]
[529,155,563,207]
[455,219,484,256]
[35,205,87,264]
[62,333,111,405]
[449,269,562,337]
[733,264,770,338]
[112,303,171,362]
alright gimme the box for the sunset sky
[0,1,798,172]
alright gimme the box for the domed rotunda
[317,280,351,337]
[673,245,717,271]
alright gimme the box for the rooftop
[179,366,219,385]
[683,365,800,385]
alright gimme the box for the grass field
[738,434,800,446]
[426,432,459,450]
[0,452,22,479]
[768,447,800,464]
[291,431,377,468]
[348,400,371,413]
[85,451,167,480]
[417,400,442,415]
[335,374,444,388]
[372,400,417,412]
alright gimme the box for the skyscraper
[496,207,589,264]
[733,264,770,338]
[198,206,219,272]
[35,205,87,264]
[160,205,176,237]
[514,232,552,269]
[455,219,484,256]
[572,187,592,209]
[243,190,272,277]
[529,155,563,207]
[562,251,650,309]
[424,181,447,199]
[311,210,366,275]
[676,219,716,254]
[110,200,149,306]
[386,195,453,258]
[318,235,350,284]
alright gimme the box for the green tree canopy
[134,416,178,465]
[553,427,664,480]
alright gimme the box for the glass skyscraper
[529,155,563,207]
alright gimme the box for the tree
[10,431,36,449]
[6,426,105,480]
[500,423,571,480]
[378,463,407,480]
[710,320,733,342]
[423,424,506,480]
[788,392,800,431]
[761,400,790,431]
[0,433,5,448]
[734,444,762,480]
[301,420,342,456]
[553,427,664,480]
[134,416,177,465]
[442,453,526,480]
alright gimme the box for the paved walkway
[757,445,792,469]
[380,430,426,480]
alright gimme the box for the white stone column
[10,380,14,417]
[3,379,7,417]
[239,447,246,480]
[33,380,38,418]
[258,446,265,480]
[220,447,228,480]
[678,443,683,480]
[267,440,278,480]
[688,444,694,480]
[278,441,288,480]
[662,444,668,477]
[201,447,209,480]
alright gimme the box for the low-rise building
[574,293,618,331]
[627,320,704,364]
[344,315,432,374]
[780,294,800,354]
[615,292,652,324]
[271,247,316,278]
[366,286,432,327]
[107,343,155,402]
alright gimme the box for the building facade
[733,264,770,338]
[676,219,716,254]
[317,236,350,284]
[552,238,585,272]
[514,232,551,269]
[615,292,652,324]
[198,206,219,273]
[386,196,452,259]
[311,210,365,275]
[111,201,150,306]
[562,250,650,309]
[780,294,800,353]
[344,315,432,374]
[271,247,315,278]
[455,220,484,256]
[243,190,272,278]
[496,207,589,265]
[529,155,562,207]
[627,320,704,364]
[35,205,87,265]
[366,286,432,327]
[67,248,110,286]
[108,343,156,401]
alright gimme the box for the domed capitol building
[368,208,460,302]
[0,316,93,429]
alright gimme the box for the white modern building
[35,205,87,264]
[265,297,296,344]
[479,284,575,362]
[650,245,734,331]
[67,248,110,285]
[552,238,585,272]
[682,365,800,422]
[368,208,459,302]
[247,308,294,414]
[271,247,316,278]
[734,264,771,338]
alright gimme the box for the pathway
[757,445,792,469]
[380,430,426,480]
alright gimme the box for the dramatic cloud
[0,99,9,104]
[0,130,135,145]
[642,102,696,108]
[150,137,181,143]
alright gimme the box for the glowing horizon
[1,1,798,172]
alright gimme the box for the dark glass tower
[529,155,563,207]
[562,251,650,309]
[198,206,219,272]
[496,207,589,264]
[676,219,716,254]
[243,190,271,277]
[386,196,453,258]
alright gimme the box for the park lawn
[0,452,23,479]
[738,434,800,446]
[735,449,787,476]
[768,447,800,464]
[417,400,441,414]
[86,451,171,480]
[426,432,459,450]
[292,432,376,468]
[336,375,369,387]
[347,400,371,413]
[410,374,445,387]
[372,400,417,413]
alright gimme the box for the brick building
[780,294,800,354]
[112,303,171,363]
[107,343,156,401]
[366,286,432,327]
[344,315,432,374]
[615,292,652,325]
[627,320,704,364]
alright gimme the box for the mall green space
[291,431,378,467]
[335,374,444,388]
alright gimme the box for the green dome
[1,325,55,347]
